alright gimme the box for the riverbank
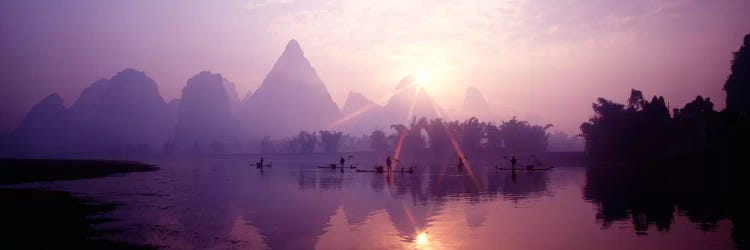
[0,159,159,249]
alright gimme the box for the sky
[1,0,749,134]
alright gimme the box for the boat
[494,165,554,171]
[356,169,382,173]
[394,168,415,173]
[356,166,385,173]
[317,164,338,169]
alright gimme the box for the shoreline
[0,159,159,249]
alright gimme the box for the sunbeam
[326,102,380,129]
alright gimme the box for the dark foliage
[580,90,720,160]
[725,34,750,115]
[289,131,318,153]
[581,33,750,250]
[319,130,343,153]
[374,116,551,157]
[369,130,389,153]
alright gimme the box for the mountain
[174,71,241,151]
[3,93,69,156]
[241,40,341,137]
[222,80,241,117]
[342,91,377,115]
[167,98,181,126]
[382,76,442,125]
[335,91,383,134]
[67,68,172,153]
[462,86,492,120]
[241,90,253,103]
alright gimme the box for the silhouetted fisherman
[457,156,465,168]
[386,156,393,172]
[256,157,265,168]
[510,156,517,171]
[340,157,345,168]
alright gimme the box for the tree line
[256,116,554,156]
[580,33,750,164]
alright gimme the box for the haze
[1,0,749,134]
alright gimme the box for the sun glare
[416,232,429,246]
[412,71,431,88]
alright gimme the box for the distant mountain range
[0,40,494,157]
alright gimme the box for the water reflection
[583,161,745,249]
[34,156,737,250]
[584,162,727,235]
[300,162,551,203]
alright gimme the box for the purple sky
[1,0,749,134]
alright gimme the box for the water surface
[19,155,735,249]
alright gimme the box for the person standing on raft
[386,156,393,172]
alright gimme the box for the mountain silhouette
[241,40,340,137]
[66,69,172,154]
[335,91,383,134]
[222,80,242,118]
[382,75,442,124]
[342,91,377,115]
[3,93,69,156]
[167,98,181,126]
[174,71,241,150]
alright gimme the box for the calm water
[16,155,735,249]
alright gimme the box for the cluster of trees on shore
[580,90,723,160]
[580,33,750,249]
[256,116,554,156]
[580,33,750,163]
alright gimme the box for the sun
[412,71,431,88]
[416,232,429,246]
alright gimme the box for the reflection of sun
[416,232,429,246]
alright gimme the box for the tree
[580,90,691,159]
[500,117,551,152]
[484,123,502,150]
[319,130,343,153]
[724,33,750,115]
[425,118,450,153]
[580,98,627,159]
[627,89,646,111]
[461,117,483,152]
[369,130,388,153]
[294,131,318,153]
